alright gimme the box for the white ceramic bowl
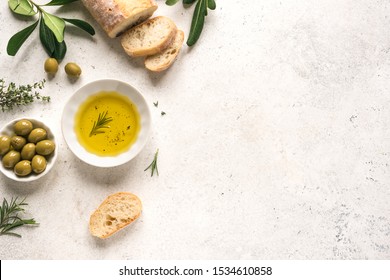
[0,118,58,182]
[61,79,151,167]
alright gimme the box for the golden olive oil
[75,91,140,156]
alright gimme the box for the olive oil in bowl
[75,91,141,156]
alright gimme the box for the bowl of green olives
[0,118,57,182]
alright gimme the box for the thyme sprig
[0,78,50,112]
[89,111,113,137]
[0,197,38,238]
[144,149,159,176]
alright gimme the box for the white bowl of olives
[0,118,57,182]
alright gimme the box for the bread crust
[145,30,184,72]
[81,0,158,38]
[89,192,142,239]
[121,16,177,57]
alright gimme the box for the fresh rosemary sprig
[0,197,38,238]
[144,149,159,176]
[7,0,95,60]
[89,111,113,137]
[166,0,216,46]
[0,78,50,112]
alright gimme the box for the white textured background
[0,0,390,259]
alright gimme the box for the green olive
[36,140,55,156]
[14,160,32,177]
[32,155,47,174]
[65,62,82,77]
[2,150,21,169]
[28,128,47,143]
[0,135,11,156]
[21,143,36,160]
[11,136,27,151]
[44,58,59,74]
[13,119,33,136]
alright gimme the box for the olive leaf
[166,0,180,5]
[7,0,95,59]
[207,0,216,10]
[63,18,95,35]
[39,19,56,55]
[44,0,79,6]
[53,40,67,60]
[187,0,207,46]
[42,12,65,42]
[166,0,216,46]
[7,20,39,56]
[8,0,37,16]
[39,19,67,60]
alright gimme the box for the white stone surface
[0,0,390,259]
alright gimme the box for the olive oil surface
[75,91,140,156]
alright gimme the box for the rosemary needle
[0,197,38,238]
[89,111,113,137]
[144,149,159,176]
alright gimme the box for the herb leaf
[8,0,37,16]
[7,0,95,59]
[7,20,39,56]
[39,18,67,60]
[44,0,79,6]
[89,111,113,137]
[43,12,65,42]
[63,18,95,35]
[166,0,180,5]
[0,197,38,238]
[0,79,49,112]
[53,39,67,60]
[207,0,216,10]
[144,149,159,177]
[39,19,56,56]
[187,0,207,46]
[167,0,215,46]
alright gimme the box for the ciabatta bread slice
[121,16,177,57]
[145,30,184,72]
[89,192,142,239]
[81,0,158,38]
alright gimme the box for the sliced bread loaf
[121,16,177,57]
[89,192,142,239]
[145,30,184,72]
[81,0,158,38]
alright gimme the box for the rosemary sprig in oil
[89,111,113,137]
[0,197,38,237]
[144,149,159,176]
